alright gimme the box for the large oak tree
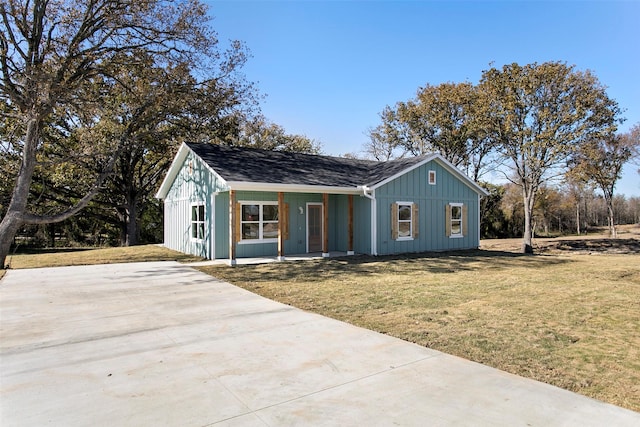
[82,48,256,246]
[0,0,224,266]
[366,82,495,180]
[481,62,621,253]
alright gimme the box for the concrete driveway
[1,262,638,426]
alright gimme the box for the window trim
[428,170,436,185]
[449,202,464,238]
[396,201,414,241]
[239,201,279,244]
[190,203,206,241]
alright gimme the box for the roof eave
[156,143,231,199]
[432,156,490,197]
[226,181,363,195]
[155,143,190,199]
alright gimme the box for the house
[156,142,489,264]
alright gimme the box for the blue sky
[207,0,640,197]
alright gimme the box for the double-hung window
[398,203,413,239]
[447,203,466,238]
[391,202,418,240]
[191,204,205,240]
[241,202,279,242]
[450,204,463,236]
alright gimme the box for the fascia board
[433,156,490,196]
[155,143,230,199]
[156,143,190,199]
[226,181,362,195]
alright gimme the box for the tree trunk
[49,223,56,248]
[125,199,139,246]
[576,202,581,235]
[522,188,535,254]
[0,116,40,269]
[0,217,23,269]
[607,200,617,238]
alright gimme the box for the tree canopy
[366,61,624,253]
[568,124,640,237]
[366,81,496,181]
[481,62,621,252]
[0,0,251,267]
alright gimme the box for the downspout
[211,192,217,260]
[359,186,377,256]
[478,193,482,249]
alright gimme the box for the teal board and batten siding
[162,152,479,259]
[375,160,480,255]
[327,194,372,254]
[163,151,227,259]
[215,191,335,258]
[352,195,372,254]
[214,192,373,258]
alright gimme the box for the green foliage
[0,1,262,251]
[366,82,496,180]
[236,115,322,154]
[83,47,257,246]
[479,182,510,238]
[1,0,233,266]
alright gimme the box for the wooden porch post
[229,190,237,266]
[322,193,330,257]
[347,194,354,255]
[277,191,285,261]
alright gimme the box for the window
[391,202,419,240]
[191,204,205,240]
[428,170,436,185]
[450,204,463,236]
[398,204,413,238]
[240,202,279,242]
[446,203,467,238]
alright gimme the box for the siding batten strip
[278,192,285,261]
[347,194,354,255]
[229,190,237,266]
[322,193,330,257]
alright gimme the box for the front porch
[226,190,361,265]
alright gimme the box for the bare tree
[569,125,640,237]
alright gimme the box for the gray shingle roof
[186,142,427,188]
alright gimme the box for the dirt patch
[481,224,640,255]
[540,238,640,254]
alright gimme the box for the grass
[199,249,640,412]
[3,244,204,271]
